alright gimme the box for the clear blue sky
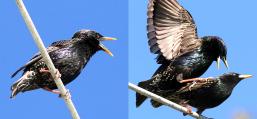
[129,0,257,119]
[0,0,127,119]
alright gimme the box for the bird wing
[147,0,201,63]
[11,40,70,78]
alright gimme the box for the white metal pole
[15,0,80,119]
[129,82,201,119]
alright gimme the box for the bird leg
[43,87,71,99]
[179,78,209,83]
[188,81,197,91]
[39,68,62,79]
[39,68,49,73]
[183,105,193,116]
[179,101,193,116]
[43,87,61,94]
[60,90,71,100]
[53,69,62,79]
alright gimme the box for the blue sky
[0,0,127,119]
[129,0,257,119]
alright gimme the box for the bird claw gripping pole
[15,0,80,119]
[129,83,212,119]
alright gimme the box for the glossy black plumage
[11,30,114,98]
[151,72,252,115]
[136,0,228,107]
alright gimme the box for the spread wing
[11,40,71,78]
[147,0,201,63]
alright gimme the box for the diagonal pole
[15,0,80,119]
[129,82,202,119]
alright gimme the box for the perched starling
[151,72,252,115]
[136,0,228,107]
[11,30,116,98]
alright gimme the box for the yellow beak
[98,37,117,56]
[222,58,229,69]
[99,43,113,56]
[217,56,221,69]
[216,57,229,69]
[99,37,117,41]
[239,74,253,79]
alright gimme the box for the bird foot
[39,68,62,79]
[59,90,71,100]
[179,101,192,116]
[43,87,61,94]
[43,87,71,99]
[183,105,193,116]
[53,69,62,79]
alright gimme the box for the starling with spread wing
[151,72,252,115]
[11,30,116,98]
[136,0,228,107]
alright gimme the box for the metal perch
[129,82,211,119]
[15,0,80,119]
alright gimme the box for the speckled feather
[151,73,246,115]
[136,0,227,107]
[136,41,223,107]
[11,30,105,98]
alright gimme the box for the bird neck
[72,41,99,60]
[216,78,240,95]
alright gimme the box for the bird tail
[136,79,154,107]
[10,71,37,98]
[10,77,26,98]
[151,99,163,108]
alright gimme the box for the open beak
[239,74,253,79]
[216,57,229,69]
[216,56,221,69]
[98,37,117,41]
[222,57,229,69]
[98,37,116,56]
[99,43,113,56]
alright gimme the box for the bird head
[202,36,228,69]
[72,30,116,56]
[219,72,252,88]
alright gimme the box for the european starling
[151,72,252,115]
[136,0,228,107]
[11,30,116,98]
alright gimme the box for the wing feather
[11,40,71,77]
[147,0,201,63]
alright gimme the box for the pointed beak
[99,43,113,56]
[216,57,229,69]
[239,74,252,79]
[216,56,221,69]
[98,37,117,41]
[222,57,229,69]
[98,37,116,56]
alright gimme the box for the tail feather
[136,79,154,107]
[11,77,26,98]
[151,99,163,108]
[10,71,39,98]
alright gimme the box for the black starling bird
[151,72,252,115]
[136,0,229,107]
[11,30,116,98]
